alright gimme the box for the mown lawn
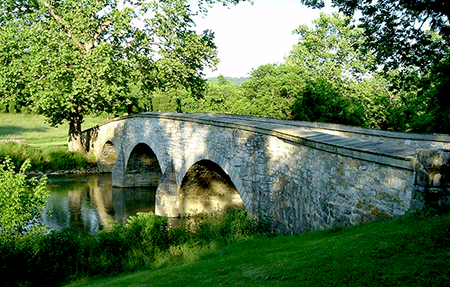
[0,113,105,147]
[68,213,450,287]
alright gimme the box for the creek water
[42,173,157,234]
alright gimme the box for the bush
[7,99,17,114]
[44,148,88,171]
[126,212,170,252]
[0,103,7,113]
[0,142,45,171]
[192,209,272,244]
[0,158,48,235]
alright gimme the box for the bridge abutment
[412,149,450,212]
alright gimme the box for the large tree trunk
[67,118,84,153]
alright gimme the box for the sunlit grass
[0,113,107,171]
[0,113,105,147]
[68,213,450,287]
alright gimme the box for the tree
[0,0,249,151]
[287,12,376,80]
[301,0,449,72]
[301,0,450,133]
[286,13,378,125]
[242,63,305,119]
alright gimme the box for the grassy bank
[67,212,450,287]
[0,113,105,171]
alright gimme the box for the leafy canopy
[301,0,449,72]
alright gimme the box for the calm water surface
[42,174,156,234]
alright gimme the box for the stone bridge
[78,112,450,233]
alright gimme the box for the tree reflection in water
[42,174,156,234]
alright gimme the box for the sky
[192,0,336,78]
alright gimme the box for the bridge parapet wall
[218,114,450,150]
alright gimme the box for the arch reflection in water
[42,174,156,234]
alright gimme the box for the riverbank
[26,165,103,177]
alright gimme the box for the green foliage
[126,212,170,252]
[207,75,249,85]
[0,158,48,235]
[0,142,45,171]
[0,209,275,286]
[241,64,303,119]
[193,210,258,244]
[43,147,88,171]
[302,1,449,73]
[7,99,17,114]
[300,1,450,134]
[288,13,374,81]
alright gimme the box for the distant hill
[207,76,249,85]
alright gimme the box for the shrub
[0,142,45,171]
[0,142,89,172]
[192,209,271,244]
[0,209,275,286]
[0,158,48,235]
[0,103,7,113]
[43,148,88,171]
[126,212,170,252]
[7,99,17,114]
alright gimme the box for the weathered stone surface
[78,113,450,233]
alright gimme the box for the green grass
[0,113,105,147]
[0,113,106,171]
[68,213,450,287]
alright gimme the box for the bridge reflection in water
[42,174,156,234]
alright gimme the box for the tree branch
[37,0,87,56]
[93,0,145,42]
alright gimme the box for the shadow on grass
[0,125,49,137]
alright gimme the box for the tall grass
[0,142,89,171]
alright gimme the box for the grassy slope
[69,214,450,287]
[0,113,105,147]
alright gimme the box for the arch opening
[125,143,162,187]
[178,160,244,215]
[98,141,118,173]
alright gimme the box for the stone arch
[178,151,250,213]
[177,159,244,215]
[123,142,163,187]
[97,141,118,173]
